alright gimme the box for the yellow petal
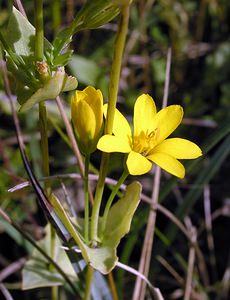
[83,86,103,136]
[84,86,103,109]
[154,105,183,144]
[153,138,202,159]
[126,151,152,175]
[75,90,87,102]
[97,135,131,153]
[134,94,157,137]
[103,104,132,138]
[147,152,185,178]
[75,100,96,141]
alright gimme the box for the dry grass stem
[157,256,184,286]
[0,283,14,300]
[55,96,94,204]
[0,258,26,281]
[183,227,197,300]
[132,48,172,300]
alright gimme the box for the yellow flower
[71,86,103,154]
[97,94,202,178]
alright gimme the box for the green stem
[101,170,128,236]
[90,4,130,245]
[39,101,50,192]
[84,155,90,244]
[84,265,94,300]
[90,153,109,245]
[51,271,58,300]
[51,0,61,34]
[50,224,58,300]
[34,2,57,298]
[34,0,44,61]
[50,194,90,261]
[105,4,130,134]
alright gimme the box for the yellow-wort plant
[0,1,204,300]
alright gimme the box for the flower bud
[71,86,103,155]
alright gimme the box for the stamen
[132,128,160,156]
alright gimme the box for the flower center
[133,128,159,156]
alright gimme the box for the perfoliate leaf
[6,6,35,57]
[5,6,51,56]
[19,68,78,112]
[86,182,141,274]
[22,224,77,290]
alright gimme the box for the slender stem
[50,194,89,261]
[107,273,119,300]
[90,154,109,245]
[39,101,50,192]
[90,4,130,245]
[84,265,94,300]
[105,4,130,135]
[84,155,90,243]
[51,0,61,34]
[101,170,128,236]
[34,0,44,61]
[34,2,58,299]
[51,281,58,300]
[55,96,94,205]
[50,224,58,300]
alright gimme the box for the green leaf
[22,224,77,290]
[6,6,35,57]
[74,0,120,31]
[1,7,56,104]
[68,54,100,86]
[19,68,78,112]
[86,181,141,274]
[5,6,51,56]
[52,50,73,68]
[51,0,120,63]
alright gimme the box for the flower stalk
[90,3,130,245]
[84,155,90,243]
[84,265,94,300]
[100,169,129,236]
[34,0,44,62]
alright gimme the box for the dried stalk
[55,96,94,204]
[184,227,197,300]
[132,48,172,300]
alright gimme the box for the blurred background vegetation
[0,0,230,299]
